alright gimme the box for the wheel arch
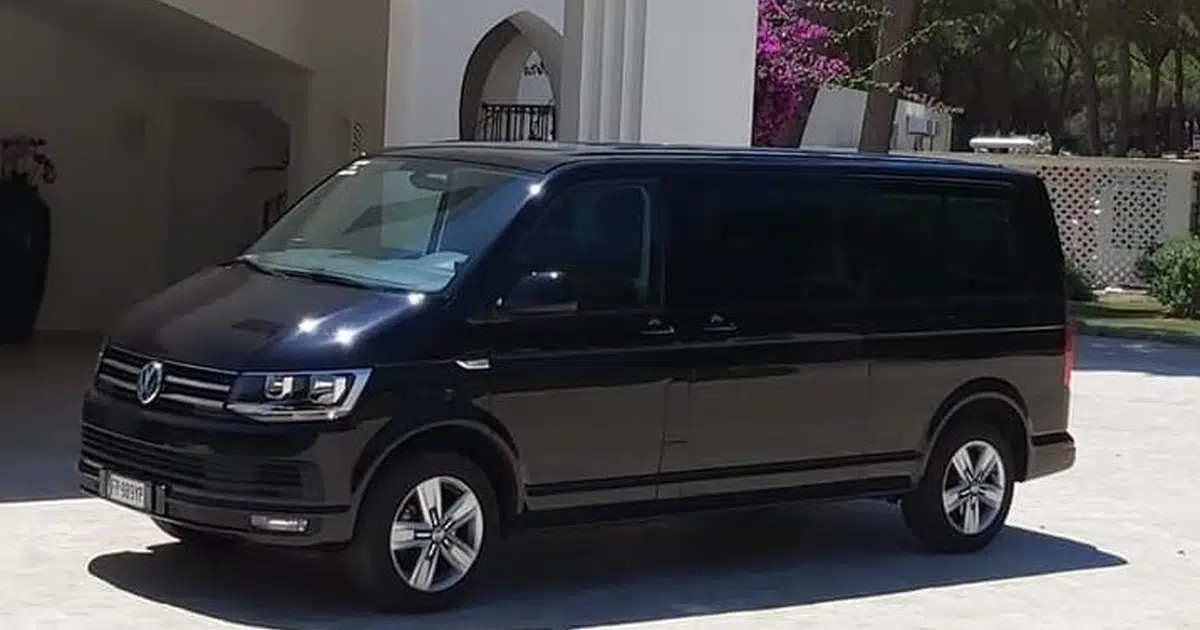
[352,417,526,533]
[921,378,1032,482]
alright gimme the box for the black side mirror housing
[500,271,578,315]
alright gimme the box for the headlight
[226,369,372,422]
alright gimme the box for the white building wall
[482,47,554,105]
[637,0,757,145]
[384,0,756,147]
[5,0,762,333]
[557,0,758,145]
[0,5,174,333]
[295,0,392,189]
[152,0,315,69]
[385,0,565,145]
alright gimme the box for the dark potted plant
[0,135,56,344]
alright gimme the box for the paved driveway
[1,337,1197,629]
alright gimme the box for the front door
[658,171,872,498]
[468,178,682,511]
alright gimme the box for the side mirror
[499,271,578,315]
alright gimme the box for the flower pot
[0,177,51,345]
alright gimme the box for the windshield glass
[244,157,536,292]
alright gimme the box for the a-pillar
[558,0,758,146]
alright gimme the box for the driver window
[516,182,659,312]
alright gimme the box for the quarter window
[865,183,1029,299]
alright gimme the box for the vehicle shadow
[87,500,1126,629]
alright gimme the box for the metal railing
[475,103,555,142]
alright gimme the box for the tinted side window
[513,181,659,311]
[943,193,1023,294]
[865,181,1031,299]
[666,173,860,308]
[862,188,944,299]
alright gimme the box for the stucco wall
[385,0,564,144]
[0,5,173,332]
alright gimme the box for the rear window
[859,178,1060,300]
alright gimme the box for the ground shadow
[88,501,1126,629]
[1074,336,1200,377]
[0,341,93,503]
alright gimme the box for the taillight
[1063,322,1076,387]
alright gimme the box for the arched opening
[459,11,563,142]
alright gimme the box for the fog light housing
[250,514,310,533]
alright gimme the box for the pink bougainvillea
[754,0,850,146]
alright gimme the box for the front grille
[94,346,235,416]
[81,423,315,500]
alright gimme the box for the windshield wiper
[274,267,376,289]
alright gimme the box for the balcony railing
[475,103,555,142]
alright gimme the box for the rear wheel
[345,452,498,613]
[152,519,238,548]
[901,421,1016,553]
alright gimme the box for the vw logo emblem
[136,361,164,406]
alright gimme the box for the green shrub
[1064,259,1096,302]
[1140,236,1200,318]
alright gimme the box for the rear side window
[862,180,1047,299]
[664,172,861,308]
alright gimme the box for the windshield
[244,157,537,292]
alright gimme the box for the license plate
[105,472,150,511]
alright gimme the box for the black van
[80,143,1076,612]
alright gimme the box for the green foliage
[908,0,1200,154]
[1140,237,1200,317]
[1065,259,1097,302]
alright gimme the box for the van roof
[374,141,1020,180]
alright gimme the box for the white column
[383,0,418,146]
[559,0,757,146]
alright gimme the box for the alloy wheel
[388,475,485,593]
[940,439,1007,535]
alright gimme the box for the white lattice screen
[901,153,1198,287]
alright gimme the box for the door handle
[455,358,491,371]
[641,318,676,337]
[702,314,738,334]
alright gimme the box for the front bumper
[79,457,355,547]
[78,392,368,548]
[1026,431,1076,480]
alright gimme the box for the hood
[108,264,441,370]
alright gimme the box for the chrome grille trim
[94,346,235,414]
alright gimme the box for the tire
[345,452,499,613]
[901,420,1017,553]
[152,519,238,548]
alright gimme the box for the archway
[459,11,563,141]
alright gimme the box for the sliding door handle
[455,358,491,371]
[702,314,738,334]
[641,317,676,337]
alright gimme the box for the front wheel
[345,452,499,613]
[901,421,1016,553]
